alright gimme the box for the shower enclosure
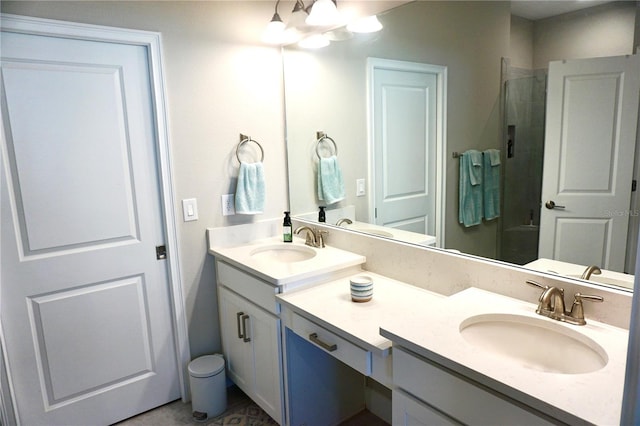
[499,61,547,265]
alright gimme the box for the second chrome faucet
[526,280,603,325]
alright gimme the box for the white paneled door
[369,58,446,244]
[1,19,181,425]
[539,55,640,272]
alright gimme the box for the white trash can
[188,354,227,421]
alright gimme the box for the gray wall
[286,1,511,257]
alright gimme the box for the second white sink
[460,313,607,374]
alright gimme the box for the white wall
[0,1,287,358]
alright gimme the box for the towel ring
[315,133,338,159]
[236,134,264,163]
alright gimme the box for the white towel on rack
[235,161,265,214]
[317,155,345,205]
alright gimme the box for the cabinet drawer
[289,311,371,376]
[216,261,278,314]
[392,388,460,426]
[393,347,553,425]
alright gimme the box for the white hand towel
[235,162,265,215]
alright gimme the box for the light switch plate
[356,178,366,197]
[182,198,198,222]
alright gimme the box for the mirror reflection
[284,0,638,290]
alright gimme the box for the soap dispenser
[318,206,326,223]
[283,211,292,243]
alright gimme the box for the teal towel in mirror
[458,150,483,227]
[235,162,265,214]
[317,155,345,205]
[483,149,501,220]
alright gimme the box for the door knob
[545,200,566,210]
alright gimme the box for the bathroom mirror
[284,0,638,290]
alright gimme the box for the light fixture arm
[271,0,283,23]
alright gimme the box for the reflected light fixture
[306,0,341,27]
[346,15,383,33]
[298,34,330,49]
[287,0,308,30]
[263,0,286,44]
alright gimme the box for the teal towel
[317,155,345,205]
[235,162,265,214]
[458,150,483,227]
[483,149,501,220]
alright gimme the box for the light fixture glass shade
[305,0,341,27]
[287,9,308,30]
[346,15,383,33]
[262,12,286,44]
[298,34,330,49]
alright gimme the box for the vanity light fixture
[287,0,309,30]
[263,0,287,44]
[346,15,383,33]
[305,0,342,27]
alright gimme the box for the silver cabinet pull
[236,312,245,339]
[545,200,565,209]
[309,332,337,352]
[242,314,251,342]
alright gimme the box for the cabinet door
[246,301,282,424]
[218,287,252,390]
[392,389,460,426]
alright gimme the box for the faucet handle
[569,293,604,325]
[525,280,548,291]
[315,229,328,248]
[574,293,604,303]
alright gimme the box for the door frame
[366,57,447,247]
[0,14,191,422]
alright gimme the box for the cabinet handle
[242,314,251,342]
[236,312,245,339]
[309,332,337,352]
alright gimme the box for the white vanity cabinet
[216,261,283,424]
[392,347,555,425]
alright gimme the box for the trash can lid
[188,354,225,378]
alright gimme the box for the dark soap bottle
[283,211,292,243]
[318,206,326,223]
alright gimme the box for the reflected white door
[0,28,180,425]
[370,59,442,237]
[539,55,640,272]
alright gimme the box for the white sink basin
[249,244,317,263]
[460,313,607,374]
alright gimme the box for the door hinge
[633,180,637,192]
[156,245,167,260]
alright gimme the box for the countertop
[380,287,629,425]
[276,271,446,356]
[208,236,366,286]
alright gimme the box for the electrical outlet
[221,194,235,216]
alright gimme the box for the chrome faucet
[526,280,603,325]
[336,218,353,227]
[294,226,328,248]
[580,265,602,280]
